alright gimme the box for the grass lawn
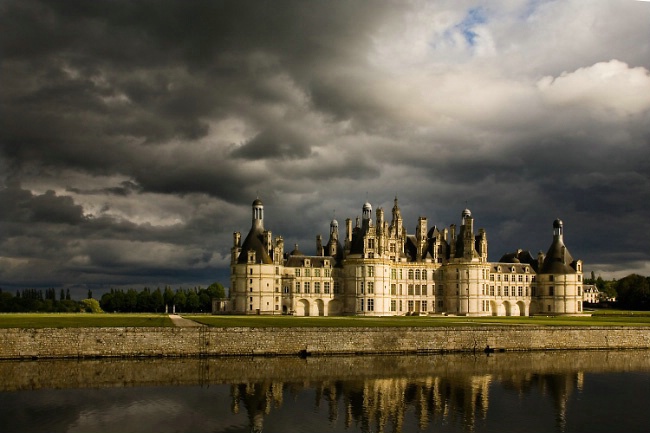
[0,313,174,328]
[2,310,650,329]
[185,312,650,328]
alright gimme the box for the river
[1,350,650,433]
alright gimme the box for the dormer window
[304,259,310,267]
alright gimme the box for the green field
[0,313,174,328]
[185,311,650,328]
[2,311,650,328]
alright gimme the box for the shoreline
[2,325,650,359]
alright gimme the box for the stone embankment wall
[1,326,650,359]
[3,350,650,392]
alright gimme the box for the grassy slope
[0,313,174,328]
[186,312,650,328]
[2,310,650,328]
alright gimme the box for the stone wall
[1,326,650,359]
[3,350,650,392]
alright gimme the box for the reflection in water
[227,371,577,432]
[1,350,650,433]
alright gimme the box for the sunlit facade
[229,198,583,316]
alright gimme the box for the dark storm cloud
[231,127,312,160]
[1,0,650,293]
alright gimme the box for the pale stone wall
[1,326,650,359]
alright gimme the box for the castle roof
[237,226,273,264]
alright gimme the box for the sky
[1,0,650,299]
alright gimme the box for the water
[1,350,650,433]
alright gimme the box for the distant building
[583,285,600,304]
[228,198,584,316]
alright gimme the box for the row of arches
[286,298,343,316]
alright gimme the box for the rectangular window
[518,286,523,297]
[408,284,414,295]
[422,285,427,296]
[391,268,397,279]
[368,266,375,277]
[408,300,414,312]
[315,269,320,277]
[415,285,421,296]
[368,282,374,294]
[391,284,397,295]
[518,275,523,282]
[408,269,414,279]
[549,286,555,296]
[490,274,495,281]
[422,301,428,312]
[422,270,427,280]
[415,270,420,280]
[325,269,331,277]
[295,282,300,293]
[324,282,330,294]
[359,282,364,294]
[334,282,340,294]
[504,274,509,282]
[314,282,321,294]
[367,299,374,311]
[295,269,301,277]
[304,282,310,293]
[359,298,364,311]
[390,300,396,312]
[504,286,509,296]
[304,269,311,277]
[490,286,495,296]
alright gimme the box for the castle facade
[229,198,584,316]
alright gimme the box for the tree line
[99,283,225,313]
[0,287,92,313]
[0,283,226,313]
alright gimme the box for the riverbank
[2,325,650,359]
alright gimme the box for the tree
[206,282,226,298]
[164,286,175,310]
[81,298,103,313]
[137,287,152,312]
[173,289,187,313]
[151,288,164,313]
[125,288,138,312]
[186,290,200,312]
[615,274,650,310]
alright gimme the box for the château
[229,198,584,316]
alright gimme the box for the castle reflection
[2,350,649,432]
[228,367,582,432]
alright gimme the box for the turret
[391,197,403,236]
[328,219,339,257]
[252,198,264,230]
[362,202,372,229]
